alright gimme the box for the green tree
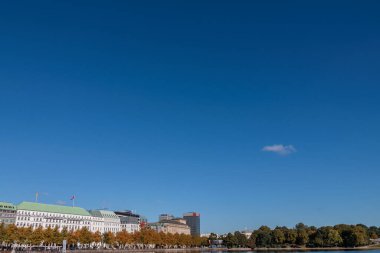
[284,228,297,245]
[296,229,309,246]
[253,226,272,248]
[368,226,378,239]
[271,228,285,246]
[223,233,238,248]
[314,227,342,247]
[234,231,248,247]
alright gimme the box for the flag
[70,195,75,200]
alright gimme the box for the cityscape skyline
[1,1,380,234]
[0,200,199,236]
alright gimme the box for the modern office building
[159,213,175,221]
[183,212,200,236]
[149,218,190,235]
[114,210,140,233]
[0,202,17,225]
[15,201,92,231]
[89,210,121,233]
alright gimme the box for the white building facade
[89,210,121,233]
[15,202,92,231]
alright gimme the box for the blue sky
[0,1,380,233]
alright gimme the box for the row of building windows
[0,219,14,223]
[15,222,90,230]
[16,216,90,225]
[0,205,15,209]
[17,211,90,220]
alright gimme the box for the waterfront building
[114,210,140,233]
[15,202,91,231]
[89,210,121,233]
[183,212,200,236]
[0,202,17,225]
[140,215,148,228]
[89,210,105,233]
[149,218,191,235]
[159,213,174,221]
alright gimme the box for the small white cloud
[262,144,296,155]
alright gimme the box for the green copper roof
[0,202,16,210]
[17,202,90,216]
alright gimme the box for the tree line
[218,223,380,248]
[0,224,208,250]
[2,222,380,250]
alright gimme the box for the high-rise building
[159,213,174,221]
[183,212,200,236]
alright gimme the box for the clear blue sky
[0,1,380,234]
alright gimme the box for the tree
[314,227,342,247]
[52,226,62,245]
[5,224,19,244]
[284,228,297,245]
[296,228,309,246]
[271,228,285,246]
[29,226,44,246]
[67,229,79,248]
[44,226,54,245]
[223,233,238,248]
[93,231,102,245]
[116,230,133,248]
[234,231,248,247]
[252,226,272,248]
[78,227,93,246]
[0,223,5,244]
[348,226,369,247]
[103,231,115,247]
[368,226,378,239]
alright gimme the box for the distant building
[149,218,191,235]
[183,212,200,236]
[115,210,140,233]
[159,213,175,221]
[89,210,121,233]
[15,201,91,231]
[140,215,148,228]
[241,230,253,238]
[0,202,16,225]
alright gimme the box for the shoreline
[62,246,380,252]
[6,246,380,253]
